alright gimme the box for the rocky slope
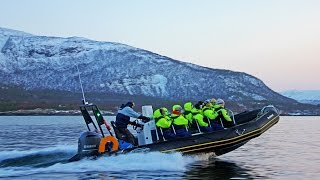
[1,27,318,115]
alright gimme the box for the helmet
[216,98,225,105]
[204,99,211,104]
[195,101,204,109]
[211,98,217,104]
[197,101,204,105]
[163,107,169,113]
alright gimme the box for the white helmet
[204,99,211,104]
[216,98,225,105]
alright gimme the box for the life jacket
[171,113,188,130]
[153,109,163,122]
[156,116,172,129]
[215,107,223,116]
[202,106,213,122]
[214,106,232,122]
[184,110,193,123]
[184,111,192,116]
[202,106,211,113]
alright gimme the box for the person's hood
[184,102,193,111]
[153,109,162,119]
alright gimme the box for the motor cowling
[77,131,102,157]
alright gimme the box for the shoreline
[0,111,318,117]
[0,109,115,116]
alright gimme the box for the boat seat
[195,120,202,133]
[189,121,201,134]
[204,117,212,128]
[110,121,126,140]
[171,125,176,135]
[191,132,202,136]
[218,118,225,128]
[157,127,166,141]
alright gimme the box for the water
[0,116,319,179]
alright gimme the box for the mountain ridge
[280,90,320,105]
[0,27,319,115]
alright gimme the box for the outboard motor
[69,131,102,162]
[77,131,102,157]
[69,103,119,162]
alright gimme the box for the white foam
[0,145,77,161]
[0,151,196,178]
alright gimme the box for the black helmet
[195,101,204,109]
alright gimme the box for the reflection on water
[185,158,259,180]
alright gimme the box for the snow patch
[106,74,168,96]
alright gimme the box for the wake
[0,145,213,178]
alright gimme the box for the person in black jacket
[115,102,150,145]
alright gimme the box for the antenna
[76,64,88,105]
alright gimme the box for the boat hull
[124,109,279,156]
[69,106,280,162]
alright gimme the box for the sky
[0,0,319,92]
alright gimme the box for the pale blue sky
[1,0,320,91]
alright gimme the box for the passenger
[195,101,204,114]
[202,99,224,131]
[154,108,176,140]
[211,98,217,109]
[115,101,150,145]
[193,102,213,132]
[212,98,221,111]
[214,99,235,128]
[171,105,192,137]
[183,102,194,124]
[184,102,199,133]
[153,108,163,120]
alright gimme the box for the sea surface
[0,116,319,179]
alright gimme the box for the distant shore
[0,109,115,116]
[0,109,318,116]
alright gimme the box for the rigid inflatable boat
[69,103,279,162]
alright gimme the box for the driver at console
[115,101,150,145]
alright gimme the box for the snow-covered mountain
[280,90,320,105]
[0,27,294,106]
